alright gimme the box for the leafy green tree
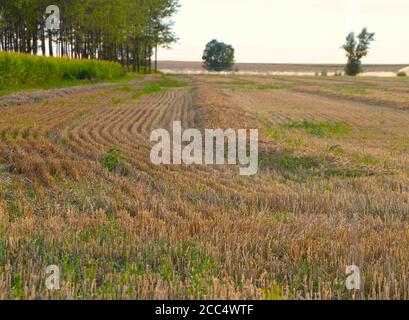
[202,39,235,71]
[342,28,375,76]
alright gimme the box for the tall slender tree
[342,28,375,76]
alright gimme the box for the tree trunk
[155,44,158,73]
[32,28,38,54]
[136,39,140,73]
[48,31,53,57]
[41,27,46,56]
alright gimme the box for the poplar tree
[342,28,375,76]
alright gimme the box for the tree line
[0,0,179,72]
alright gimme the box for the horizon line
[158,60,409,66]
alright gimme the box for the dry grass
[0,74,409,299]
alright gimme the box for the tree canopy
[0,0,180,72]
[342,28,375,76]
[202,39,235,71]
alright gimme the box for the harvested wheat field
[0,73,409,300]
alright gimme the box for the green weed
[132,75,187,99]
[101,148,128,175]
[335,86,368,95]
[284,121,352,138]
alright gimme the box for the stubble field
[0,73,409,299]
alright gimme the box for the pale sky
[158,0,409,64]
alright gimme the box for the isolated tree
[342,28,375,76]
[202,39,235,71]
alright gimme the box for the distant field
[1,74,409,299]
[158,60,407,74]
